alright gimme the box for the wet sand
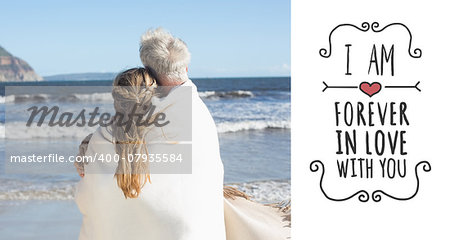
[0,200,81,239]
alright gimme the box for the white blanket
[224,197,291,240]
[75,80,226,240]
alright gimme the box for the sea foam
[0,179,290,203]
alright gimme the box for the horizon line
[42,73,291,79]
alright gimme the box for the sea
[0,77,290,238]
[0,77,290,235]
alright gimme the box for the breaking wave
[0,93,114,103]
[0,119,290,139]
[216,120,290,133]
[0,179,290,203]
[198,90,254,99]
[0,90,253,104]
[0,122,96,139]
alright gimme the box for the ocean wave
[226,180,291,203]
[216,120,290,133]
[0,90,252,103]
[198,90,254,99]
[0,122,96,139]
[0,93,114,103]
[0,119,290,139]
[0,179,290,203]
[70,93,113,102]
[0,180,76,201]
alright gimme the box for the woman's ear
[186,67,188,73]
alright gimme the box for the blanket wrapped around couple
[74,80,290,240]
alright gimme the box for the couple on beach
[74,28,290,240]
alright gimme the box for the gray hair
[140,28,191,83]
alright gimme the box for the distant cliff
[0,45,43,82]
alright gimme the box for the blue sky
[1,0,290,77]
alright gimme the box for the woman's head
[113,67,155,88]
[112,67,156,198]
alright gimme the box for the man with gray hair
[139,28,227,239]
[140,28,191,86]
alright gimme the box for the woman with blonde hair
[75,67,227,239]
[75,67,290,240]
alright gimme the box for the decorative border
[319,22,370,58]
[310,160,370,202]
[371,22,422,58]
[322,81,421,92]
[319,22,422,97]
[371,161,431,202]
[319,22,422,59]
[310,160,431,202]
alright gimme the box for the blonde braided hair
[112,67,157,198]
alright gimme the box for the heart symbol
[359,82,381,97]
